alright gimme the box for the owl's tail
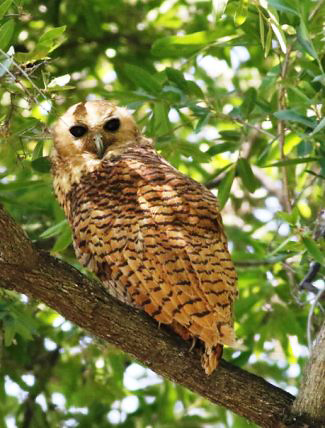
[201,343,223,375]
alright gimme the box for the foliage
[0,0,324,427]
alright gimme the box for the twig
[209,108,276,140]
[307,285,325,351]
[299,262,322,294]
[0,48,48,103]
[299,210,325,294]
[292,175,318,208]
[232,115,275,139]
[313,209,325,240]
[205,172,227,189]
[277,45,292,213]
[1,93,16,133]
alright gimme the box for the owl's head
[51,100,140,162]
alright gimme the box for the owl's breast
[65,160,142,266]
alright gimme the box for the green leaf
[39,219,68,239]
[31,156,51,173]
[4,318,16,346]
[240,88,257,117]
[297,140,312,156]
[237,158,259,192]
[265,24,273,57]
[186,80,204,98]
[302,237,324,264]
[274,110,315,128]
[174,141,211,162]
[104,90,156,104]
[194,112,210,133]
[263,157,319,167]
[46,85,74,92]
[219,130,241,140]
[267,0,299,16]
[218,166,235,208]
[39,26,66,45]
[258,9,265,49]
[161,85,182,103]
[152,102,171,136]
[310,117,325,136]
[207,142,239,156]
[234,0,248,26]
[263,5,287,54]
[212,0,229,18]
[52,224,72,252]
[124,64,161,95]
[0,0,13,20]
[32,142,44,161]
[16,26,66,62]
[276,207,298,224]
[0,19,14,50]
[166,67,188,92]
[313,74,325,86]
[297,20,318,60]
[11,318,34,341]
[152,31,219,58]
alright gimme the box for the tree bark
[293,322,325,423]
[0,206,322,427]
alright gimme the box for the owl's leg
[201,343,223,375]
[169,321,197,351]
[169,320,192,341]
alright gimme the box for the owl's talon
[189,337,197,352]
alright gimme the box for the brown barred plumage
[51,100,237,374]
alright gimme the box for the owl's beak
[93,134,105,159]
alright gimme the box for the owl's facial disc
[52,101,140,162]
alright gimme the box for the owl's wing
[133,168,237,348]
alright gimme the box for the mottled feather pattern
[51,101,237,374]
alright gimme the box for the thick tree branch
[0,206,320,427]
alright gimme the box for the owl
[51,100,237,375]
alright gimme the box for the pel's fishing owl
[51,100,237,374]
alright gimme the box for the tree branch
[0,206,320,427]
[277,45,293,213]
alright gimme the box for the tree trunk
[292,322,325,424]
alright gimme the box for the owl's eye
[103,118,120,132]
[69,125,88,138]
